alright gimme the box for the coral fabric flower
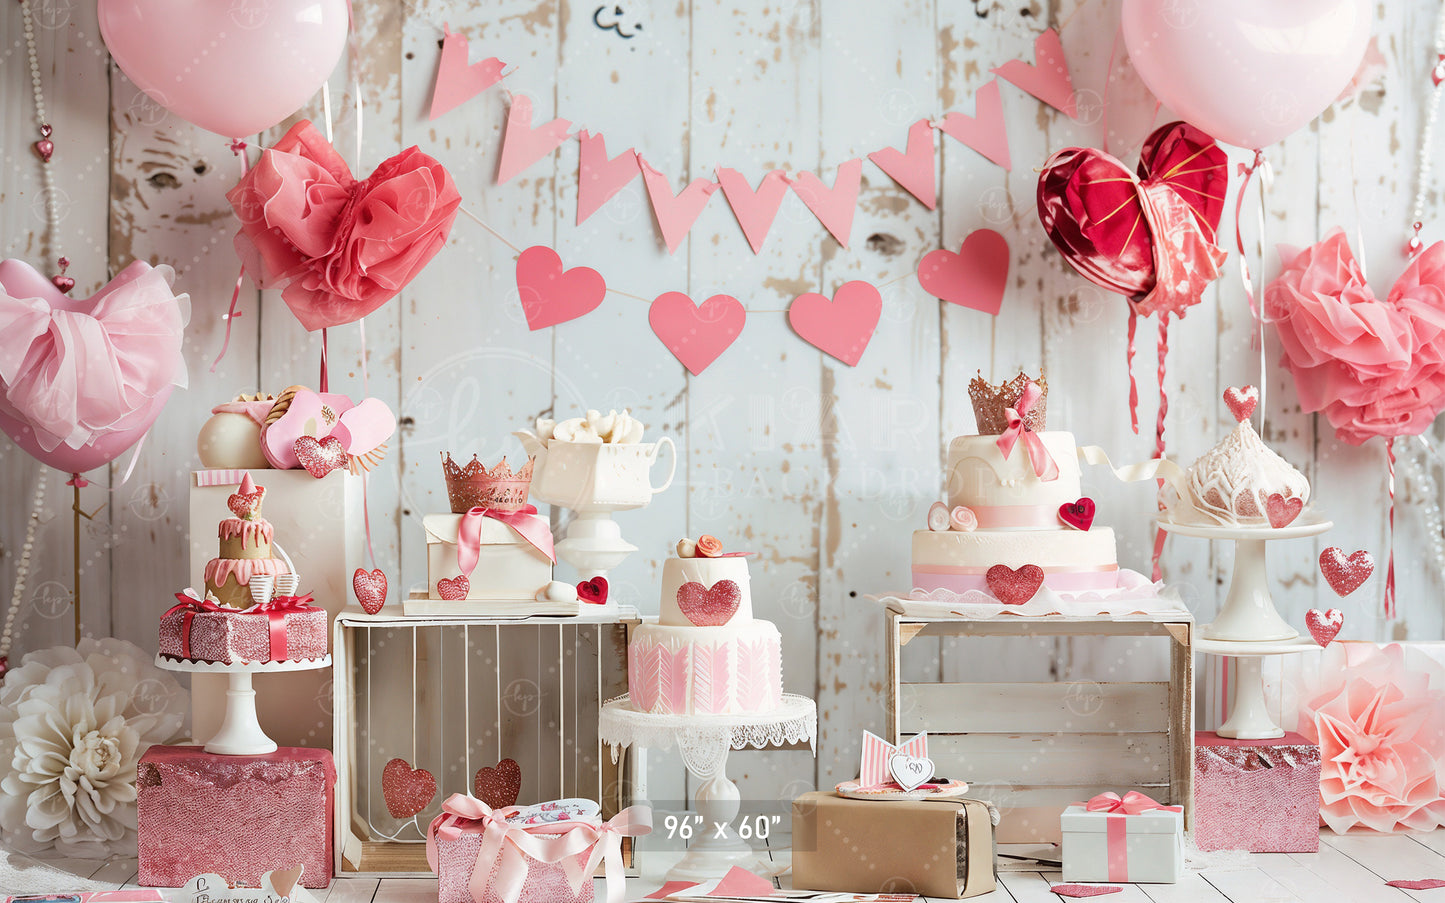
[227,120,461,332]
[694,535,724,558]
[1296,643,1445,832]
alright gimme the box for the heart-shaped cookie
[887,753,936,792]
[436,575,470,600]
[474,758,522,809]
[986,564,1045,605]
[353,567,387,614]
[1058,498,1095,531]
[294,435,347,478]
[1319,547,1374,597]
[1306,608,1344,647]
[382,758,436,819]
[1224,385,1259,424]
[576,576,608,605]
[675,579,742,626]
[1265,492,1303,529]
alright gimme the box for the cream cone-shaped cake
[204,473,290,608]
[1183,420,1311,526]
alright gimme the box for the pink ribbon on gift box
[456,504,557,577]
[995,380,1059,481]
[242,593,320,661]
[426,793,651,903]
[1081,791,1182,883]
[166,589,227,659]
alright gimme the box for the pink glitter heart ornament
[1224,385,1258,423]
[1050,886,1122,898]
[986,564,1045,605]
[1306,608,1344,647]
[353,567,387,614]
[1319,547,1374,597]
[382,757,436,819]
[436,575,470,600]
[294,435,346,478]
[675,579,742,626]
[1265,492,1303,528]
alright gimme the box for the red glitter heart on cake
[294,435,347,478]
[1305,608,1344,647]
[227,487,264,520]
[577,576,608,605]
[1223,385,1258,423]
[473,758,522,809]
[1264,492,1303,528]
[353,567,387,614]
[1058,498,1095,531]
[1319,547,1374,597]
[676,579,742,626]
[436,575,470,600]
[985,564,1045,605]
[382,758,436,819]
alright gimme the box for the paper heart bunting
[474,758,522,809]
[1265,493,1303,529]
[676,580,742,626]
[937,78,1012,170]
[649,291,747,375]
[1058,498,1095,531]
[1306,608,1344,647]
[516,246,607,330]
[293,435,346,479]
[917,229,1009,315]
[1319,547,1374,597]
[992,28,1077,118]
[353,567,387,614]
[1224,385,1259,424]
[577,130,641,225]
[716,168,788,254]
[436,575,470,600]
[787,159,862,247]
[640,159,718,254]
[382,758,436,819]
[868,119,937,210]
[430,24,506,120]
[986,564,1044,605]
[497,94,571,185]
[576,576,609,605]
[788,280,882,367]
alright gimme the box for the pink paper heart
[675,580,742,627]
[917,229,1009,315]
[868,119,937,209]
[382,758,436,819]
[1306,608,1344,647]
[436,575,470,600]
[576,576,609,605]
[353,567,387,614]
[429,25,506,120]
[577,130,641,225]
[1050,886,1122,898]
[1265,492,1303,529]
[986,564,1045,605]
[788,280,882,367]
[293,435,346,479]
[649,291,747,375]
[516,245,607,330]
[937,79,1012,170]
[787,159,863,247]
[1058,498,1095,531]
[1319,547,1374,597]
[332,397,397,458]
[640,159,719,254]
[716,168,789,254]
[497,94,570,184]
[992,28,1077,117]
[1386,879,1445,890]
[1224,385,1259,423]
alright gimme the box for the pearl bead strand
[0,469,48,678]
[1409,2,1445,256]
[21,0,66,280]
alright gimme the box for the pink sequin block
[158,606,327,664]
[1194,731,1321,852]
[137,745,334,888]
[435,831,595,903]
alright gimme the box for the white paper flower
[0,638,188,857]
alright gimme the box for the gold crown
[968,371,1048,435]
[442,453,534,513]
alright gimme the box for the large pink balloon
[98,0,348,139]
[1121,0,1371,150]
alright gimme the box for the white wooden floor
[17,830,1445,902]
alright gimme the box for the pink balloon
[0,390,173,475]
[98,0,348,139]
[1121,0,1371,150]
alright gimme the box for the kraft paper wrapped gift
[137,745,334,889]
[1061,791,1184,884]
[1194,731,1321,852]
[423,510,553,600]
[791,792,996,899]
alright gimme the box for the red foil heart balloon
[576,576,608,605]
[1306,608,1344,647]
[1265,493,1304,529]
[675,579,742,626]
[381,758,436,819]
[986,564,1045,605]
[436,575,470,600]
[473,758,522,809]
[353,567,387,614]
[293,435,347,478]
[1058,498,1095,531]
[1223,385,1259,423]
[1319,547,1374,597]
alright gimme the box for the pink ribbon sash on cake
[426,794,650,903]
[1080,791,1182,883]
[995,381,1059,481]
[455,504,557,576]
[243,593,320,661]
[165,590,228,659]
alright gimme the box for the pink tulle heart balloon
[98,0,348,139]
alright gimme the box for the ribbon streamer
[455,504,557,577]
[211,141,250,374]
[1386,437,1397,618]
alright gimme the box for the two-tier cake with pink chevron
[626,536,784,715]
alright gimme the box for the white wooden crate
[886,611,1194,844]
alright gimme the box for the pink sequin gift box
[137,745,334,888]
[158,597,326,664]
[1194,731,1321,852]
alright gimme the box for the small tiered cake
[204,473,292,608]
[627,537,783,715]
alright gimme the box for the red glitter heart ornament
[577,576,608,605]
[1058,498,1095,531]
[294,435,347,478]
[227,487,264,520]
[353,567,387,614]
[1265,492,1303,529]
[474,758,522,809]
[1306,608,1344,647]
[1050,886,1122,898]
[436,575,470,600]
[1223,385,1258,423]
[1320,547,1374,597]
[382,758,436,819]
[676,579,742,626]
[986,564,1045,605]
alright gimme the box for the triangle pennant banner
[992,28,1077,118]
[497,94,571,184]
[640,159,719,254]
[716,167,788,254]
[787,158,862,248]
[868,119,938,210]
[429,25,506,120]
[938,78,1012,170]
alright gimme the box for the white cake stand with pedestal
[155,655,330,755]
[599,694,816,882]
[1193,637,1316,740]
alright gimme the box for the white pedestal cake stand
[1193,637,1315,740]
[155,655,330,755]
[599,693,817,882]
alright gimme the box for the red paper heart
[1050,886,1122,898]
[516,245,606,330]
[353,567,387,614]
[1265,492,1303,529]
[1386,879,1445,890]
[1306,608,1344,647]
[382,758,436,819]
[1320,547,1374,597]
[227,487,264,520]
[1058,498,1095,531]
[1224,385,1259,423]
[787,280,882,367]
[576,576,609,605]
[986,564,1045,605]
[293,435,346,478]
[436,575,470,600]
[675,580,742,626]
[917,229,1009,315]
[474,758,522,809]
[649,291,746,375]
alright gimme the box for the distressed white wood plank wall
[2,0,1443,808]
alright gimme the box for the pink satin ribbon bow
[456,504,557,576]
[1085,790,1177,816]
[1081,791,1182,883]
[166,590,226,659]
[995,380,1060,481]
[243,593,320,662]
[426,793,651,903]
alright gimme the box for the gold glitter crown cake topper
[442,453,534,513]
[969,371,1048,435]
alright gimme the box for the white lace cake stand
[155,655,330,755]
[1194,637,1315,740]
[1156,516,1332,641]
[599,693,817,881]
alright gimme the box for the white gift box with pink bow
[1061,791,1183,884]
[423,509,554,601]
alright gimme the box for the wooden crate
[332,609,639,876]
[886,610,1194,843]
